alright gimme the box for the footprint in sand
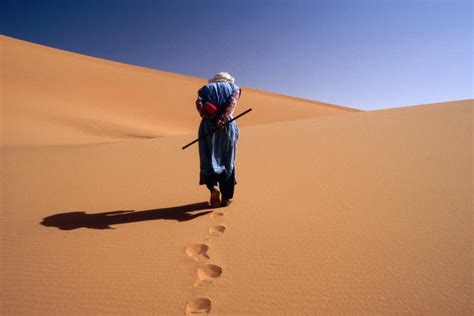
[208,225,226,237]
[186,297,212,315]
[209,211,224,219]
[194,264,223,287]
[186,244,210,261]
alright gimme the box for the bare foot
[209,188,221,208]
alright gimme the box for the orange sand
[1,35,472,315]
[2,35,357,148]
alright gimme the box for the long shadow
[41,202,212,230]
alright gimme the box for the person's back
[195,72,241,208]
[198,81,239,108]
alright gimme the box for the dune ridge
[1,35,359,148]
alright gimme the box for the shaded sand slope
[1,35,359,147]
[2,100,472,314]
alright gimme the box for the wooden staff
[182,108,253,150]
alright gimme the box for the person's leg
[198,120,221,208]
[205,175,218,192]
[206,173,221,208]
[219,169,235,206]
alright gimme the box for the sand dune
[1,35,358,147]
[1,35,472,315]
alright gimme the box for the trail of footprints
[185,209,228,315]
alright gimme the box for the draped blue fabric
[198,82,240,183]
[198,81,239,107]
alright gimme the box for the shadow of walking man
[41,202,212,230]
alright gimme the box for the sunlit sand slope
[1,99,471,314]
[1,35,359,147]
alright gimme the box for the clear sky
[1,0,472,110]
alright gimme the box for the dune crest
[1,35,359,147]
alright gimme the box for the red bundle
[202,101,218,118]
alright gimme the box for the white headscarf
[208,72,235,84]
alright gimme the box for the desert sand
[1,35,357,148]
[1,35,472,315]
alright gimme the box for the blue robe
[198,82,240,184]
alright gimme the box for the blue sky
[1,0,472,110]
